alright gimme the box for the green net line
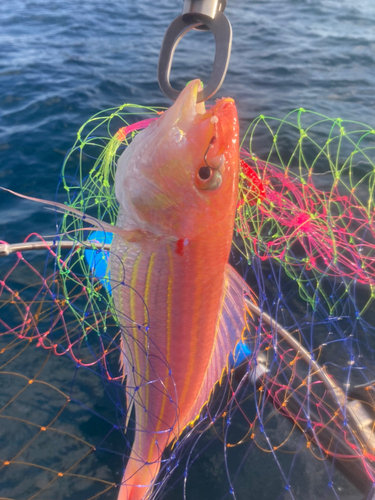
[235,108,375,315]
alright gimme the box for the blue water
[1,1,375,499]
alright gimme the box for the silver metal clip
[182,0,227,24]
[157,0,232,103]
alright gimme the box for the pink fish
[110,80,253,500]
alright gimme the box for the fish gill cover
[1,104,375,500]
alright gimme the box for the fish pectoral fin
[0,187,142,241]
[179,264,256,431]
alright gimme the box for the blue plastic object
[233,341,252,366]
[84,231,113,294]
[228,341,252,368]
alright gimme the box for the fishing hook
[158,0,232,103]
[204,136,223,170]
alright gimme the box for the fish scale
[110,228,230,433]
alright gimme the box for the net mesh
[1,105,375,500]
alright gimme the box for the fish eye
[198,166,212,180]
[195,166,222,191]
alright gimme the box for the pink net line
[0,234,120,379]
[236,154,375,286]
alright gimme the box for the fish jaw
[114,80,239,241]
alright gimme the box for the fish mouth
[180,80,235,117]
[158,80,237,154]
[163,79,236,127]
[180,81,238,155]
[210,97,235,113]
[170,79,205,122]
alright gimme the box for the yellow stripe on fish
[144,252,156,411]
[129,252,143,385]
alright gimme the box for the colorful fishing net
[1,104,375,500]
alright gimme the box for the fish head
[115,79,239,240]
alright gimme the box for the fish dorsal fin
[178,263,254,433]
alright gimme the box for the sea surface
[0,1,375,499]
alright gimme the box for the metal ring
[157,11,232,103]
